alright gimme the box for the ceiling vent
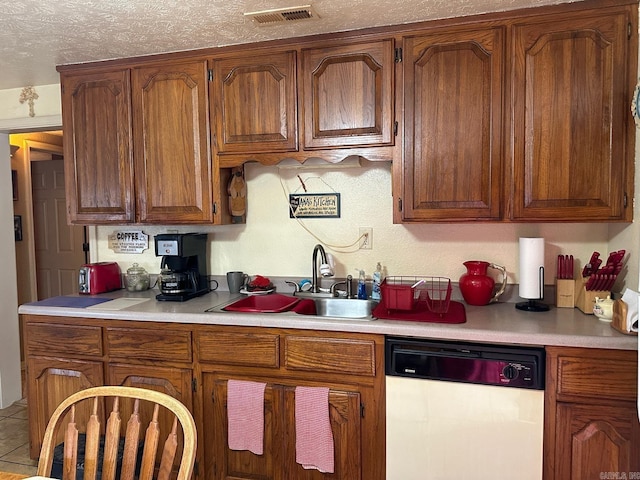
[244,5,319,25]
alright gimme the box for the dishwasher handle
[393,347,480,358]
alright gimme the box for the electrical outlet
[359,227,373,250]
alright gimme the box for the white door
[31,158,85,298]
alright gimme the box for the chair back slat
[36,386,197,480]
[138,404,160,480]
[101,397,122,480]
[119,399,141,480]
[157,418,179,480]
[62,406,78,480]
[83,398,101,480]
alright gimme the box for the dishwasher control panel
[385,337,545,390]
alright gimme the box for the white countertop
[18,289,637,350]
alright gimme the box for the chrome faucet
[312,244,331,293]
[330,274,354,298]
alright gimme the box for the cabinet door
[132,60,213,223]
[61,69,134,224]
[107,363,194,473]
[401,28,504,221]
[106,363,193,408]
[212,51,298,155]
[283,387,362,480]
[554,402,640,478]
[202,374,283,480]
[512,9,635,221]
[301,40,394,149]
[26,356,104,458]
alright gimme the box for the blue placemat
[25,296,113,308]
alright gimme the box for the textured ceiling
[1,0,574,91]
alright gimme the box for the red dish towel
[227,380,266,455]
[295,386,334,473]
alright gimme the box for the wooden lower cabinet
[107,363,195,473]
[26,356,104,458]
[282,387,362,480]
[196,326,384,480]
[202,375,363,480]
[544,347,640,479]
[22,315,385,480]
[203,376,282,479]
[23,316,198,472]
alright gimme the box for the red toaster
[78,262,122,294]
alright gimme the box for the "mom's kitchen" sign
[289,193,341,218]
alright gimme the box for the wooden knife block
[555,279,575,308]
[574,277,610,314]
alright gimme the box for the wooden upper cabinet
[61,69,134,224]
[400,28,504,221]
[211,51,298,155]
[512,7,636,221]
[132,60,214,223]
[301,40,395,149]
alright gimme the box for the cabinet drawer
[196,331,280,368]
[106,327,192,362]
[284,335,376,376]
[555,351,637,401]
[26,322,102,356]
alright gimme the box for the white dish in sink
[240,287,275,295]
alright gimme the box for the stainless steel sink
[297,297,378,320]
[207,295,378,320]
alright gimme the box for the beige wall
[0,85,61,131]
[92,162,630,291]
[0,133,22,407]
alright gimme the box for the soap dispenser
[372,262,382,300]
[356,269,367,299]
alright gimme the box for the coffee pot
[158,268,199,295]
[459,260,507,306]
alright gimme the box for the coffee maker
[155,233,210,302]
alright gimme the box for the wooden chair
[36,386,197,480]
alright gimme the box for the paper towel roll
[621,288,639,333]
[519,238,545,299]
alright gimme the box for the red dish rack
[380,276,452,315]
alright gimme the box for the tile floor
[0,399,37,475]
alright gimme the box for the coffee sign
[108,230,149,254]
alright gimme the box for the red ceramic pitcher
[459,261,507,306]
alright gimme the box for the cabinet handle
[394,47,403,63]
